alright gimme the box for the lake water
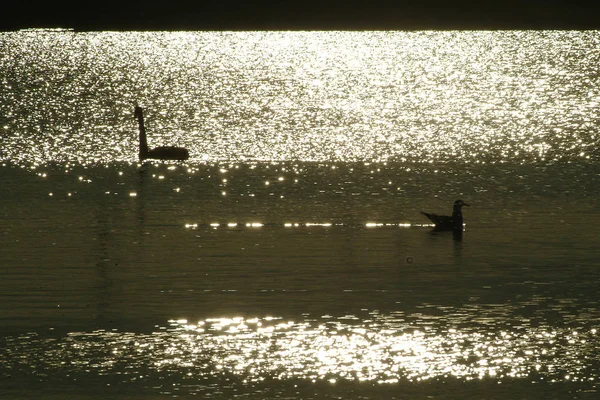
[1,30,600,399]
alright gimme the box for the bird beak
[464,202,470,206]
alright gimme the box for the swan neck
[137,108,149,160]
[452,205,462,218]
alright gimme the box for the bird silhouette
[135,106,189,161]
[421,199,469,231]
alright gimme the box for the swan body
[135,106,189,161]
[421,199,469,231]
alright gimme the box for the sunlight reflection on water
[1,30,599,164]
[2,30,600,398]
[3,313,599,388]
[2,161,600,398]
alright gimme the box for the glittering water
[1,30,599,164]
[1,30,600,399]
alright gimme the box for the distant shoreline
[3,1,600,33]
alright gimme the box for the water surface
[1,30,600,399]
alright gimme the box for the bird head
[454,199,469,207]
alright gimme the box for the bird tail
[421,211,438,224]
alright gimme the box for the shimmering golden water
[1,30,599,164]
[1,31,600,399]
[2,161,600,398]
[5,315,599,384]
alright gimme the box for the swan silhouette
[135,106,189,161]
[421,199,469,231]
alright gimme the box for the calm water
[1,30,600,399]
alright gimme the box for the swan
[421,199,469,231]
[135,106,189,161]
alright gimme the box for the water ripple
[3,312,599,387]
[1,31,599,164]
